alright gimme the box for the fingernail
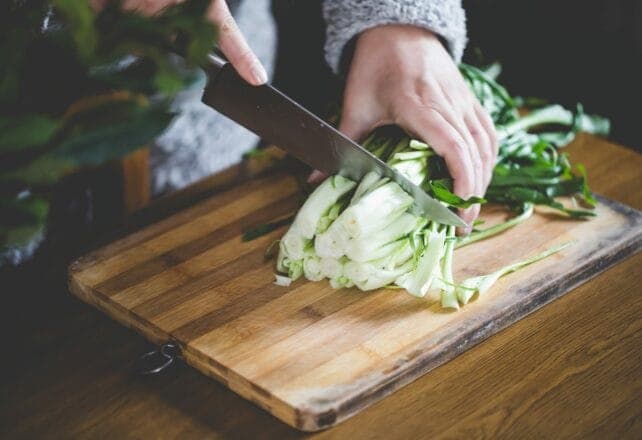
[251,64,267,85]
[307,170,320,183]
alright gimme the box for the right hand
[95,0,268,86]
[205,0,267,85]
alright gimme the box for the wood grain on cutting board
[69,167,642,431]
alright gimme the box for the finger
[337,112,374,143]
[465,112,493,190]
[307,170,327,184]
[474,102,499,185]
[426,89,485,203]
[435,82,485,197]
[308,98,376,185]
[208,0,267,86]
[443,108,484,214]
[474,102,498,156]
[122,0,167,14]
[339,89,385,143]
[90,0,109,11]
[459,204,480,235]
[401,108,477,226]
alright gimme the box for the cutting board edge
[595,193,642,220]
[181,345,303,429]
[68,267,308,429]
[66,193,642,432]
[68,275,170,346]
[290,221,642,430]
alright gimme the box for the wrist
[357,24,441,49]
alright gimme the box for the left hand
[311,25,497,233]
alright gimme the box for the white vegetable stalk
[314,219,348,259]
[349,259,415,291]
[344,238,415,291]
[456,241,572,305]
[350,171,385,203]
[319,256,344,280]
[280,175,355,261]
[275,130,569,310]
[279,232,310,262]
[314,180,415,259]
[395,225,446,297]
[439,226,459,309]
[340,181,413,239]
[274,274,293,287]
[343,213,426,262]
[390,159,427,186]
[456,203,534,249]
[295,175,356,238]
[302,253,324,281]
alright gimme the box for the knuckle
[220,14,237,33]
[236,48,255,66]
[399,79,440,109]
[490,131,499,152]
[467,117,487,143]
[339,114,363,133]
[478,130,492,153]
[468,151,483,175]
[413,78,434,103]
[479,147,493,164]
[396,90,423,109]
[468,124,481,138]
[445,137,467,156]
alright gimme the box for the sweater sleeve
[322,0,467,74]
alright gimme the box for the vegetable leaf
[0,115,60,154]
[428,179,486,208]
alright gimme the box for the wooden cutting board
[68,171,642,431]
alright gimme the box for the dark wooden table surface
[2,134,641,439]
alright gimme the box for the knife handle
[204,52,233,90]
[207,52,228,71]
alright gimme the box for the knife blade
[201,53,467,228]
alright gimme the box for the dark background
[271,0,641,151]
[463,0,641,151]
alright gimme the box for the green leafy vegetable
[456,204,534,248]
[455,241,572,306]
[273,61,609,309]
[428,180,486,208]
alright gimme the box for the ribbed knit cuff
[323,0,467,74]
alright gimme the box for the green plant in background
[0,0,217,264]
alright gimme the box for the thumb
[308,91,380,184]
[337,112,373,143]
[208,0,267,86]
[307,109,375,184]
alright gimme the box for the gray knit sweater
[152,0,467,194]
[323,0,466,73]
[5,0,468,266]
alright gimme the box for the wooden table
[2,134,641,439]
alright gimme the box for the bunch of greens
[275,62,609,309]
[0,0,217,264]
[461,63,608,217]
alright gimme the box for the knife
[201,53,467,228]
